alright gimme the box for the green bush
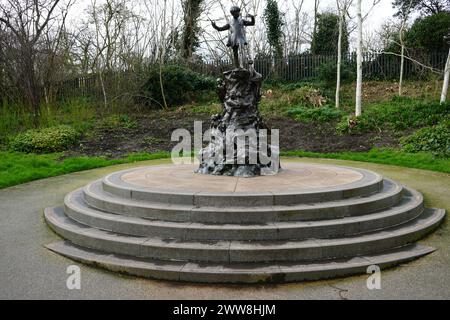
[286,106,343,123]
[288,86,328,108]
[317,61,355,85]
[336,97,450,134]
[406,12,450,52]
[9,125,80,153]
[400,122,450,157]
[139,65,216,108]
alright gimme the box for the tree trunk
[440,48,450,104]
[355,0,363,117]
[24,48,41,127]
[313,0,320,45]
[336,8,343,109]
[181,0,202,61]
[159,0,168,110]
[98,71,108,110]
[399,44,405,96]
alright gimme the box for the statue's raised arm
[211,21,230,32]
[243,14,255,26]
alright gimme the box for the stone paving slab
[119,163,367,193]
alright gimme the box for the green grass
[0,151,171,189]
[281,149,450,174]
[336,97,450,134]
[1,149,449,189]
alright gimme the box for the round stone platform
[120,163,367,192]
[102,163,383,207]
[44,162,446,283]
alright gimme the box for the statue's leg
[240,45,248,68]
[233,46,239,68]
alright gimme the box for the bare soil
[66,110,399,159]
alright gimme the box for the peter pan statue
[211,6,255,68]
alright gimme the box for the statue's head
[230,6,241,18]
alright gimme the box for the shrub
[400,122,450,157]
[317,61,355,85]
[336,97,450,134]
[9,125,80,153]
[139,65,216,108]
[406,12,450,52]
[311,13,349,54]
[286,106,343,123]
[288,86,328,108]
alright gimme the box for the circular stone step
[102,163,384,206]
[44,206,445,264]
[43,162,446,283]
[65,188,424,241]
[83,178,403,223]
[46,241,435,284]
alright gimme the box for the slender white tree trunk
[159,0,168,110]
[335,5,343,109]
[398,0,413,97]
[399,43,405,96]
[355,0,362,116]
[441,48,450,104]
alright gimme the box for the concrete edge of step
[82,178,405,223]
[101,166,384,207]
[64,188,425,241]
[43,206,446,264]
[44,240,436,284]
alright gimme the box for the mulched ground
[65,109,399,159]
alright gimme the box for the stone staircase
[44,163,446,283]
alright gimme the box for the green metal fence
[53,50,449,100]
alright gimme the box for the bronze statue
[197,6,279,177]
[211,6,255,68]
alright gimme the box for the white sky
[68,0,399,32]
[66,0,404,54]
[313,0,398,29]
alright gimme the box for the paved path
[0,158,448,300]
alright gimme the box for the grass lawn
[282,149,450,174]
[0,151,170,189]
[0,149,448,189]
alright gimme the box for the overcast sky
[315,0,398,28]
[66,0,406,54]
[68,0,401,32]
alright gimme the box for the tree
[0,0,63,125]
[355,0,381,117]
[264,0,284,59]
[441,29,450,104]
[356,0,363,116]
[335,0,352,109]
[181,0,203,61]
[87,0,132,109]
[311,12,349,55]
[405,12,450,52]
[313,0,320,48]
[288,0,305,55]
[397,0,415,96]
[393,0,450,16]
